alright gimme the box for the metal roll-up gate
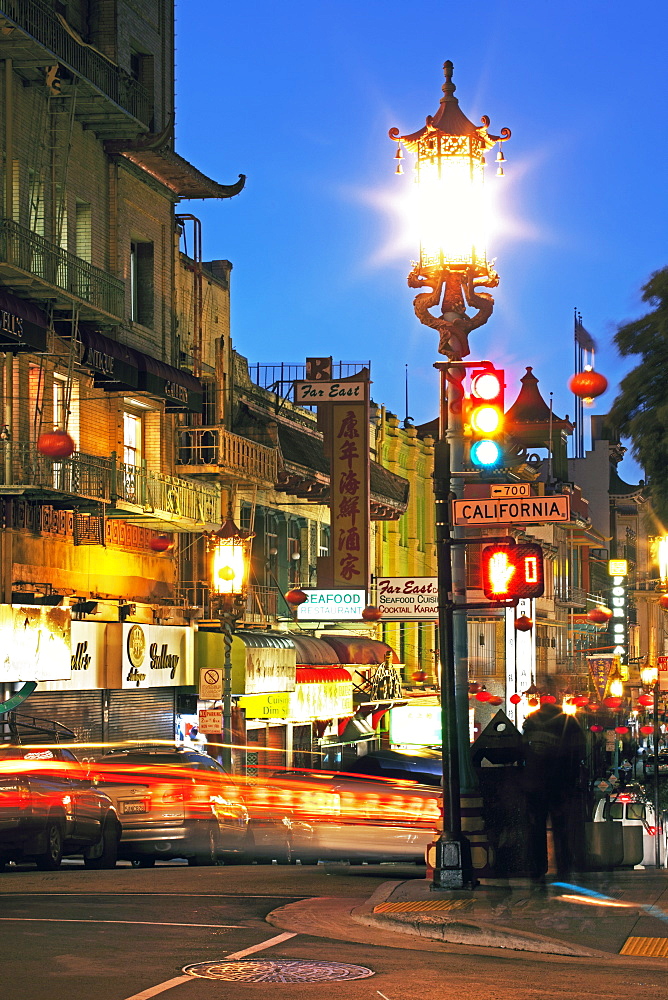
[18,690,105,746]
[107,688,177,744]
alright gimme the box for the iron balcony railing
[0,442,221,526]
[0,219,125,319]
[554,584,588,608]
[248,360,371,396]
[176,426,278,486]
[0,0,152,126]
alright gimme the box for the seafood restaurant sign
[376,577,438,621]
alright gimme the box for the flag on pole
[575,319,596,352]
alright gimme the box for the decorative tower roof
[389,61,511,154]
[505,367,574,447]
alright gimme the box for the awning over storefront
[318,634,399,665]
[295,667,352,684]
[0,287,48,353]
[77,328,140,391]
[289,633,342,666]
[197,628,296,697]
[134,351,203,413]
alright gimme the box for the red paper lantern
[527,697,539,707]
[361,605,383,622]
[514,615,533,632]
[468,682,481,695]
[603,696,622,709]
[568,368,608,403]
[411,670,427,684]
[509,693,522,705]
[574,695,590,707]
[659,594,668,610]
[587,606,612,624]
[488,695,503,706]
[590,725,604,733]
[285,588,307,606]
[615,726,629,735]
[37,429,75,459]
[149,534,173,553]
[638,694,654,707]
[640,725,655,735]
[475,690,492,702]
[540,694,557,704]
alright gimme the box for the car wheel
[223,830,255,865]
[84,820,119,870]
[132,857,156,868]
[274,834,294,865]
[188,822,219,866]
[35,818,63,871]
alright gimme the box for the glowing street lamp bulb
[609,678,624,698]
[218,566,236,582]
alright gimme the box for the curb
[348,879,608,958]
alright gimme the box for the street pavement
[267,867,668,964]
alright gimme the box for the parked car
[0,722,121,871]
[592,789,667,868]
[93,746,253,866]
[260,769,441,863]
[642,750,668,779]
[346,748,442,786]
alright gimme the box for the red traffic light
[481,543,544,601]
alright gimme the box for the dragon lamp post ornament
[390,61,510,361]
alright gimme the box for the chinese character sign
[331,402,370,588]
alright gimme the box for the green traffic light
[470,439,502,467]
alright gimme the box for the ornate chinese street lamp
[210,512,254,772]
[640,662,662,867]
[390,61,510,888]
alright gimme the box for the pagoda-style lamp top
[211,516,254,597]
[390,60,510,275]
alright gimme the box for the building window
[130,240,154,327]
[75,201,92,263]
[123,410,142,467]
[319,524,330,558]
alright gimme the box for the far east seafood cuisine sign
[376,578,438,621]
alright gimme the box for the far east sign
[294,380,367,404]
[452,494,570,527]
[376,577,438,621]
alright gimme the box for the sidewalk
[265,868,668,964]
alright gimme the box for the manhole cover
[182,959,375,983]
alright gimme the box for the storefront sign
[38,621,107,691]
[389,704,441,746]
[107,623,193,689]
[658,656,668,693]
[376,577,438,620]
[0,605,71,682]
[609,572,628,663]
[296,589,366,621]
[330,403,370,588]
[287,678,352,722]
[294,380,367,403]
[238,692,291,719]
[505,598,536,730]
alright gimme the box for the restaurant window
[53,372,79,444]
[130,240,154,327]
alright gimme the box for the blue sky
[174,1,667,482]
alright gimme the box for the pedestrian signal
[481,542,544,601]
[468,368,504,468]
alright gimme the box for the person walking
[522,701,587,881]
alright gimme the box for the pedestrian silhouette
[522,702,586,880]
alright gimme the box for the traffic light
[468,367,504,468]
[481,543,545,601]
